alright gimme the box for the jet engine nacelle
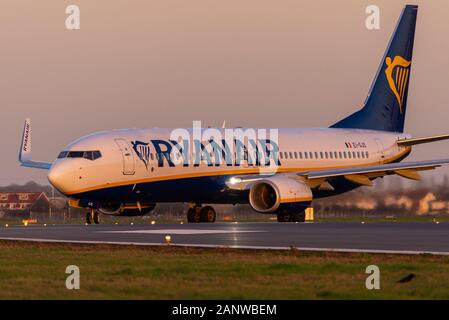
[98,203,156,216]
[248,175,312,214]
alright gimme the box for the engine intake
[249,176,312,213]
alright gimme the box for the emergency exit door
[115,138,135,175]
[374,138,385,164]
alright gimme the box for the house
[0,192,50,218]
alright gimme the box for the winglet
[18,118,52,170]
[19,118,32,163]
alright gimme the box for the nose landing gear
[86,209,100,224]
[186,204,216,223]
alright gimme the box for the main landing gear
[277,211,306,222]
[86,209,100,224]
[186,204,216,223]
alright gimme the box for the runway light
[180,221,184,225]
[5,224,8,228]
[436,221,440,224]
[165,234,172,244]
[361,221,365,224]
[131,222,134,226]
[44,224,47,227]
[23,222,28,227]
[151,220,156,225]
[115,222,118,225]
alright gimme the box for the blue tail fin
[331,5,418,133]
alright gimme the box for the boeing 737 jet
[19,5,449,224]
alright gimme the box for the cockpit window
[83,151,102,160]
[57,151,102,160]
[57,151,68,159]
[67,151,85,158]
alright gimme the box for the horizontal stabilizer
[397,134,449,146]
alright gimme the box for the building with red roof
[0,192,50,218]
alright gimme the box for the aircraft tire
[187,208,195,223]
[93,211,100,224]
[277,213,291,222]
[277,211,306,222]
[200,206,216,223]
[187,207,202,223]
[86,211,93,224]
[291,211,306,222]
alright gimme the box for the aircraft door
[374,138,385,164]
[115,138,135,175]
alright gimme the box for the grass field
[0,241,448,299]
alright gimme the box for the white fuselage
[48,127,412,201]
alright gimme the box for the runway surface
[1,222,449,255]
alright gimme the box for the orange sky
[1,0,449,185]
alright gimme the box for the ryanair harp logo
[385,56,411,114]
[131,141,151,169]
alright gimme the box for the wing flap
[394,169,421,180]
[344,174,373,186]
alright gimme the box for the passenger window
[320,152,323,159]
[366,151,369,158]
[315,152,318,159]
[325,152,328,159]
[343,152,347,159]
[280,152,283,159]
[299,152,303,159]
[294,152,298,159]
[339,151,342,159]
[329,152,332,159]
[289,152,293,159]
[304,152,308,159]
[352,151,356,158]
[357,151,360,158]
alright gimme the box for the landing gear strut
[277,211,305,222]
[187,204,216,223]
[86,209,100,224]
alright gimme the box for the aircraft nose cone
[48,161,75,194]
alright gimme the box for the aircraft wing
[299,158,449,182]
[18,118,52,170]
[226,158,449,190]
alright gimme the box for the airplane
[18,5,449,224]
